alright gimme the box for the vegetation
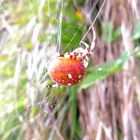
[0,0,140,140]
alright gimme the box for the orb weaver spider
[48,27,96,87]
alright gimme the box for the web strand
[61,0,107,54]
[57,0,63,53]
[80,0,107,44]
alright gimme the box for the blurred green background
[0,0,140,140]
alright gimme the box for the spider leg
[79,40,89,56]
[90,26,96,54]
[80,26,96,55]
[47,83,59,88]
[80,40,89,49]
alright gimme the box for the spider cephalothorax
[64,47,90,68]
[48,27,96,86]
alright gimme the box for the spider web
[0,0,108,140]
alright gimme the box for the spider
[48,27,96,87]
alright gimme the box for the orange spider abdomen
[48,57,85,86]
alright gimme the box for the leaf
[112,26,121,42]
[61,21,83,51]
[102,21,121,43]
[102,21,113,43]
[69,87,81,138]
[132,20,140,40]
[79,52,129,90]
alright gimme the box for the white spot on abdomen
[78,75,82,79]
[68,83,72,86]
[67,73,72,79]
